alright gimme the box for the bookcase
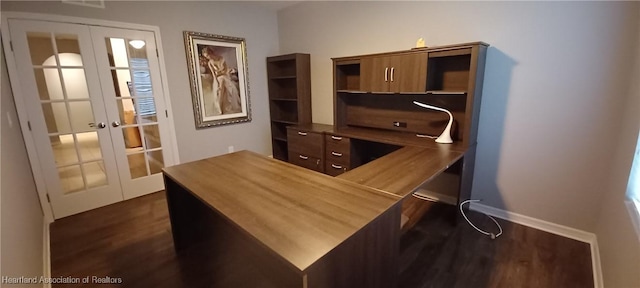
[267,53,312,161]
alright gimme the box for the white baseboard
[469,202,604,288]
[43,220,51,288]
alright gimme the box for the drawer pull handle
[297,132,307,136]
[299,155,308,160]
[331,164,343,169]
[331,152,343,157]
[384,67,389,82]
[331,136,342,141]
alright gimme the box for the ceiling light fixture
[129,40,146,49]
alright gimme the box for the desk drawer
[289,151,323,173]
[325,162,349,176]
[325,146,350,166]
[325,134,351,166]
[287,128,324,158]
[325,134,350,147]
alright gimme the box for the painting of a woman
[185,31,251,128]
[200,46,242,116]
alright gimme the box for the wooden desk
[163,151,402,288]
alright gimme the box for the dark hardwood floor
[50,192,593,288]
[398,203,593,288]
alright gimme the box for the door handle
[89,122,106,129]
[390,67,395,82]
[112,121,121,127]
[297,131,307,136]
[384,67,389,82]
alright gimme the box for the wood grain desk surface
[162,150,401,273]
[338,146,464,198]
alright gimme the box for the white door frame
[1,12,181,223]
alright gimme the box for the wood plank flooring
[50,192,593,288]
[398,202,594,288]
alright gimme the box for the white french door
[90,26,173,200]
[6,19,175,219]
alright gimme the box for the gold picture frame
[184,31,251,128]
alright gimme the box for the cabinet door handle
[331,136,342,141]
[331,164,343,169]
[297,131,307,136]
[384,67,389,82]
[299,155,308,160]
[390,67,395,82]
[89,122,106,129]
[331,152,342,157]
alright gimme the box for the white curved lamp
[413,101,453,144]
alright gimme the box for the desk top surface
[163,150,401,273]
[338,146,465,197]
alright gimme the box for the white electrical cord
[459,199,503,239]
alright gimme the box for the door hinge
[165,110,168,118]
[27,121,32,131]
[156,49,159,58]
[46,194,51,203]
[10,41,13,52]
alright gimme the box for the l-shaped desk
[163,130,473,288]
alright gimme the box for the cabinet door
[360,56,391,92]
[389,53,427,93]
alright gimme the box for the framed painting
[184,31,251,128]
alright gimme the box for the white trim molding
[43,220,51,288]
[62,0,105,9]
[470,202,604,288]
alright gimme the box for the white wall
[278,2,640,286]
[1,0,281,163]
[1,44,44,286]
[595,6,640,286]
